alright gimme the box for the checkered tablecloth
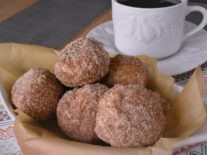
[0,105,22,155]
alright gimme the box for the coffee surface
[117,0,181,8]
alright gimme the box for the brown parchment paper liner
[0,43,206,155]
[0,43,57,92]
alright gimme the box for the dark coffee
[117,0,181,8]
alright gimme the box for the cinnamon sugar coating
[104,55,149,87]
[95,85,166,147]
[11,68,64,120]
[56,83,108,143]
[55,38,110,87]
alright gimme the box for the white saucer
[86,20,207,76]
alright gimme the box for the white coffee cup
[112,0,207,59]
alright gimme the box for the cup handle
[183,6,207,41]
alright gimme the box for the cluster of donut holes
[11,38,169,148]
